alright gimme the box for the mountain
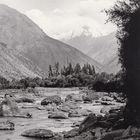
[85,33,122,74]
[62,29,118,65]
[0,42,43,80]
[62,26,97,54]
[0,5,101,79]
[62,28,121,74]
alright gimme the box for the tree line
[0,62,123,93]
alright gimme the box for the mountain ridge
[0,4,101,80]
[62,30,121,74]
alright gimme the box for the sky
[0,0,118,39]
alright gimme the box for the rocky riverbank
[0,87,126,140]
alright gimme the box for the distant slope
[0,4,101,79]
[63,31,118,65]
[101,56,121,74]
[87,33,118,65]
[62,30,121,74]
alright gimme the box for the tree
[20,77,30,89]
[0,76,9,89]
[48,65,53,77]
[74,63,81,74]
[82,64,88,74]
[106,0,140,126]
[67,63,74,75]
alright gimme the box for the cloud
[25,0,117,40]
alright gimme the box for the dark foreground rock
[64,131,95,140]
[63,128,79,138]
[62,105,128,140]
[79,113,104,133]
[78,105,124,133]
[41,95,62,105]
[99,129,125,140]
[21,129,54,138]
[0,120,14,130]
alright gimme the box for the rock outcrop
[41,95,62,106]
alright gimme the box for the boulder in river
[41,95,62,105]
[21,128,54,138]
[15,97,35,103]
[0,94,32,118]
[48,112,68,119]
[63,128,79,138]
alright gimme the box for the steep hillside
[0,5,101,79]
[62,30,121,73]
[62,28,95,54]
[63,30,118,65]
[0,42,43,80]
[87,33,118,65]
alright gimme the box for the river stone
[48,112,68,119]
[41,95,62,105]
[15,97,35,103]
[21,129,54,138]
